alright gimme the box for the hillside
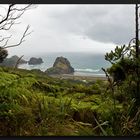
[0,66,126,136]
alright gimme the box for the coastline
[18,67,108,81]
[49,73,107,81]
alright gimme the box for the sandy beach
[49,74,108,81]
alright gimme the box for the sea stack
[45,56,74,75]
[28,57,43,65]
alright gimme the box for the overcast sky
[0,4,135,56]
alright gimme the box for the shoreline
[49,74,108,81]
[17,67,108,81]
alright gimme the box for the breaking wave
[75,68,100,73]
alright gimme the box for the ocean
[18,52,111,77]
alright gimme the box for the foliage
[0,66,121,136]
[0,42,140,137]
[104,40,140,136]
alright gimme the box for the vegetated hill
[0,66,132,136]
[0,55,27,67]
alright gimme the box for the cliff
[45,56,74,75]
[28,57,43,65]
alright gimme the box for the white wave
[75,68,100,73]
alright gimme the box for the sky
[0,4,135,57]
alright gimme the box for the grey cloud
[2,4,136,56]
[44,5,135,45]
[86,19,134,44]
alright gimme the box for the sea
[18,52,111,77]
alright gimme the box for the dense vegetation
[0,4,140,136]
[0,58,139,136]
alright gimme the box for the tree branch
[0,4,35,63]
[0,35,12,42]
[14,55,24,70]
[3,25,32,49]
[0,4,14,25]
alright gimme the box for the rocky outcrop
[45,56,74,75]
[0,55,27,67]
[28,57,43,65]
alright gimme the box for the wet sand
[49,74,107,81]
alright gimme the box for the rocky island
[28,57,43,65]
[45,56,74,75]
[0,55,27,67]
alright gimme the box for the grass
[0,66,138,136]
